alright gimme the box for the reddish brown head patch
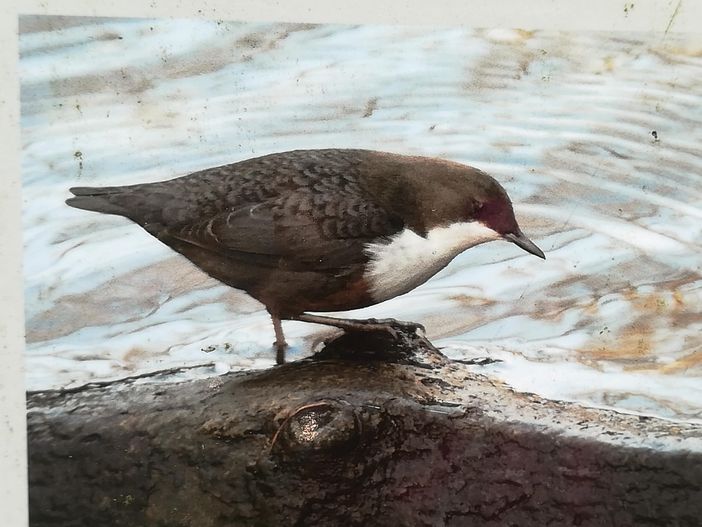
[474,196,519,235]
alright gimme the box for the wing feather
[159,190,403,272]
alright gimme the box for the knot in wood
[273,401,360,456]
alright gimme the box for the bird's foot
[288,312,442,366]
[311,321,445,368]
[291,312,424,337]
[362,318,426,338]
[273,341,288,365]
[269,313,288,365]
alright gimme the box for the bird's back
[66,149,378,230]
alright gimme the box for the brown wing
[68,149,406,272]
[157,189,404,273]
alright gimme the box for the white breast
[363,221,500,303]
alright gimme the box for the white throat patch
[363,221,500,302]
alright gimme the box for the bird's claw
[365,318,425,337]
[393,321,426,337]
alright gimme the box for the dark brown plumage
[67,149,544,363]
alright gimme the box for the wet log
[27,330,702,526]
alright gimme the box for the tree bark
[27,331,702,526]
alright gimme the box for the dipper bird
[67,149,544,364]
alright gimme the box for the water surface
[20,17,702,423]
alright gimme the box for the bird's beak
[504,230,545,259]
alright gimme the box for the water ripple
[20,18,702,422]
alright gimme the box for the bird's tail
[66,186,130,216]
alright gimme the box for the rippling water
[20,16,702,422]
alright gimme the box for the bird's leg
[270,313,288,365]
[288,313,425,338]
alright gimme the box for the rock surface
[28,331,702,526]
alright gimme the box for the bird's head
[420,163,545,259]
[365,153,545,259]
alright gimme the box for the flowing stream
[20,16,702,423]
